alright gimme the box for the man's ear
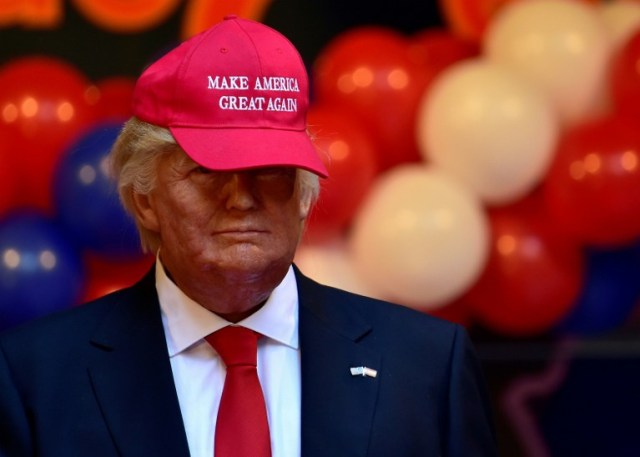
[299,192,313,221]
[132,191,160,232]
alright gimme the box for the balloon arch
[1,0,640,338]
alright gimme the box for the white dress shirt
[155,259,301,457]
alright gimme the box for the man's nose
[222,172,258,210]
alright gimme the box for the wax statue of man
[0,16,498,457]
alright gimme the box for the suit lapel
[87,270,190,457]
[297,268,381,457]
[84,266,381,457]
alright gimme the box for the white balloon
[418,58,559,205]
[600,0,640,50]
[484,0,611,124]
[294,239,377,298]
[349,165,489,309]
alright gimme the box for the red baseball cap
[132,15,328,177]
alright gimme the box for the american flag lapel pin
[350,366,378,378]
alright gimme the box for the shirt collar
[156,257,299,357]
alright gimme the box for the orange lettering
[181,0,272,39]
[71,0,180,33]
[0,0,61,28]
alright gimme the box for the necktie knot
[206,326,258,367]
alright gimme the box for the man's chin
[202,252,291,279]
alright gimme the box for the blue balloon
[557,243,640,336]
[53,122,142,259]
[0,211,84,331]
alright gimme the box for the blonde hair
[109,117,320,252]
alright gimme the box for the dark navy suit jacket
[0,266,497,456]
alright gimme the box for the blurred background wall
[1,0,640,455]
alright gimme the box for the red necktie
[206,326,272,457]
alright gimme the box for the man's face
[135,148,309,305]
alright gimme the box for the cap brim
[171,127,328,178]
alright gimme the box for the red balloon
[304,104,380,242]
[438,0,514,43]
[610,29,640,118]
[408,28,479,77]
[313,27,431,171]
[465,194,584,336]
[425,298,473,327]
[82,253,154,303]
[0,142,21,216]
[543,115,640,246]
[87,76,136,122]
[0,56,96,211]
